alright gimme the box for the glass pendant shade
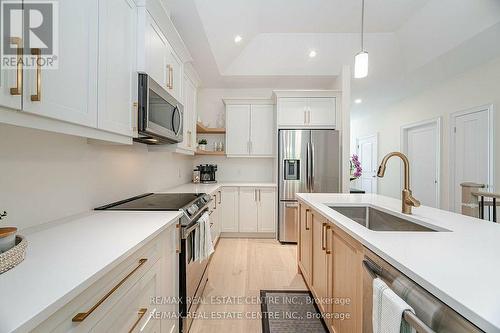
[354,51,369,78]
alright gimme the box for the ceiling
[164,0,500,108]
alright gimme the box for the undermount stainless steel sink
[329,206,443,232]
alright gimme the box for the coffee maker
[196,164,218,183]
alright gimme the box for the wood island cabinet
[297,202,364,333]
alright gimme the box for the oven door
[179,218,210,317]
[138,74,183,143]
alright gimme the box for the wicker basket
[0,235,27,274]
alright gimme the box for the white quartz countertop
[296,193,500,333]
[163,182,277,195]
[0,210,182,333]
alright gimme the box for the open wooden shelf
[196,122,226,134]
[195,150,225,156]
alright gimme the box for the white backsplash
[0,123,194,230]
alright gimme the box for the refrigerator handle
[306,141,310,192]
[310,142,315,192]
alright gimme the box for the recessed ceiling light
[234,35,242,44]
[354,99,363,104]
[309,50,317,58]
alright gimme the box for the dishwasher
[362,249,484,333]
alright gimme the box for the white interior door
[356,135,378,193]
[451,107,492,212]
[402,119,440,208]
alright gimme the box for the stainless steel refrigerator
[278,129,341,243]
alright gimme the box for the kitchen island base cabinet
[297,202,364,333]
[32,222,179,333]
[298,204,313,285]
[329,226,364,333]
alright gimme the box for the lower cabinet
[221,187,239,232]
[298,204,313,284]
[311,213,331,315]
[297,202,364,333]
[220,186,276,235]
[239,187,276,233]
[329,226,364,333]
[32,222,180,333]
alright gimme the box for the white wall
[351,56,500,210]
[195,88,275,182]
[0,124,194,230]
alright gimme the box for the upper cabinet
[275,91,340,129]
[0,0,192,145]
[97,0,137,137]
[137,7,184,103]
[22,0,99,128]
[177,72,198,153]
[224,100,275,157]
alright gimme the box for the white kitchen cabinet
[277,98,308,126]
[91,260,162,333]
[144,13,168,87]
[238,187,276,233]
[32,223,179,332]
[166,48,183,102]
[22,0,98,128]
[226,104,251,156]
[178,74,197,152]
[308,98,336,126]
[277,96,336,128]
[258,188,276,232]
[225,101,275,157]
[97,0,136,137]
[239,188,259,232]
[250,105,274,156]
[221,187,239,232]
[0,36,22,110]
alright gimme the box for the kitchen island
[296,193,500,333]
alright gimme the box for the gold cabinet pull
[187,130,192,147]
[166,64,173,89]
[30,48,41,101]
[325,225,332,254]
[305,209,310,230]
[321,222,327,250]
[128,308,148,333]
[10,37,23,95]
[176,223,181,254]
[169,65,173,89]
[72,258,148,322]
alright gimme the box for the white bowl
[0,227,17,253]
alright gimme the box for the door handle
[128,308,148,333]
[218,191,222,204]
[258,190,261,202]
[304,109,307,124]
[31,48,41,101]
[321,223,327,250]
[310,142,315,191]
[305,209,310,230]
[72,258,148,322]
[325,225,332,254]
[254,189,257,202]
[9,37,23,96]
[306,142,310,192]
[169,65,174,89]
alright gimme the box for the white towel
[373,277,416,333]
[194,212,214,263]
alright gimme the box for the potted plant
[198,139,208,151]
[350,154,363,181]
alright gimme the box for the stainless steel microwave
[135,73,183,145]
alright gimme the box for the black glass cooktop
[95,193,203,211]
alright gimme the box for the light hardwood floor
[189,238,307,333]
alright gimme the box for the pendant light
[354,0,368,78]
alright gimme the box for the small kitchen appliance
[196,164,218,183]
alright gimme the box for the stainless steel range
[95,192,213,333]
